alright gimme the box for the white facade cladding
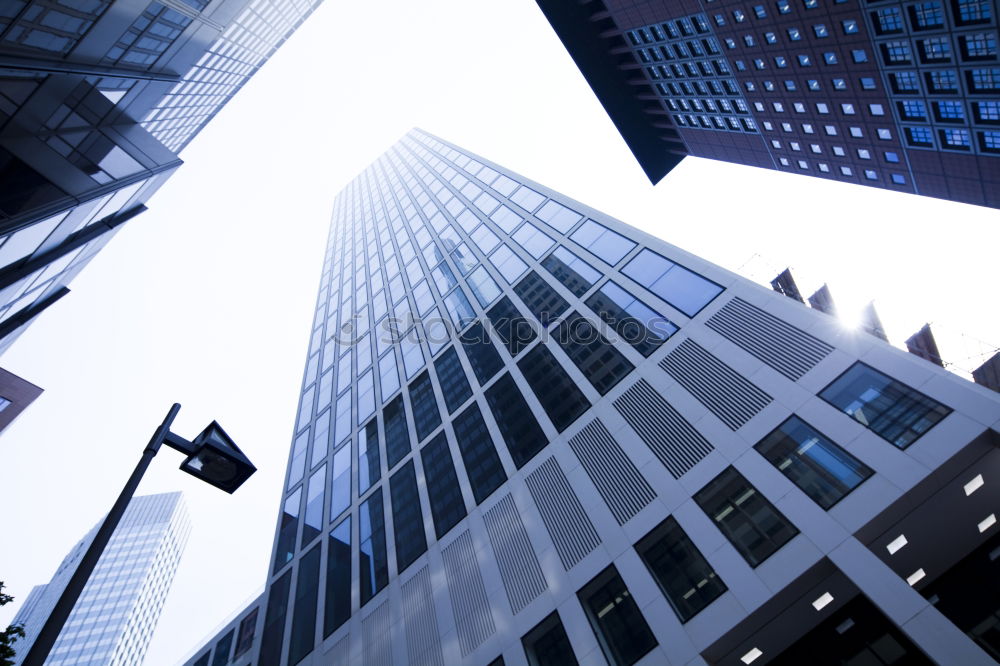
[12,492,191,666]
[185,129,1000,666]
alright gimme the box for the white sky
[1,1,998,664]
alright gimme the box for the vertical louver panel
[613,379,715,478]
[524,456,602,570]
[568,419,657,525]
[440,531,495,656]
[706,297,833,380]
[362,600,392,666]
[401,566,445,666]
[482,495,548,614]
[658,339,773,430]
[330,635,349,665]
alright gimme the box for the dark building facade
[0,0,322,352]
[537,0,1000,208]
[0,365,41,432]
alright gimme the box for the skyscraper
[11,491,192,665]
[0,0,323,352]
[536,0,1000,209]
[184,129,1000,666]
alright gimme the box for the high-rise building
[0,0,323,352]
[536,0,1000,209]
[11,491,192,665]
[184,129,1000,666]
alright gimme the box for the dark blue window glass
[585,281,676,357]
[288,544,320,665]
[389,460,427,573]
[517,345,591,433]
[554,312,634,395]
[273,488,301,573]
[513,271,569,327]
[459,322,504,385]
[359,488,389,605]
[420,432,467,538]
[408,371,442,441]
[820,363,950,448]
[383,395,410,469]
[433,346,473,413]
[358,419,380,495]
[756,416,872,508]
[258,571,291,666]
[452,403,507,503]
[324,517,351,637]
[486,372,550,467]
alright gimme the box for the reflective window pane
[578,566,658,666]
[420,431,467,538]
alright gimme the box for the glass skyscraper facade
[0,0,323,353]
[537,0,1000,209]
[184,130,1000,666]
[12,491,192,665]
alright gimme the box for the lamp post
[20,403,256,666]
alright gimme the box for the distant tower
[11,492,192,665]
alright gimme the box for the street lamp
[20,403,256,666]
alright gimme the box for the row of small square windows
[651,76,742,98]
[872,1,994,35]
[673,114,760,131]
[874,32,998,64]
[758,111,999,149]
[887,67,999,94]
[774,155,909,182]
[662,95,751,114]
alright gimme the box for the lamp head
[179,421,256,493]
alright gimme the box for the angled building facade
[186,130,1000,666]
[0,0,322,353]
[537,0,1000,209]
[11,491,192,665]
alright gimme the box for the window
[968,68,1000,92]
[585,281,676,357]
[512,222,555,259]
[434,347,472,413]
[379,351,400,398]
[841,103,856,115]
[273,489,301,573]
[935,100,965,121]
[910,1,945,28]
[921,37,951,61]
[891,173,907,184]
[390,460,427,573]
[288,545,320,664]
[514,270,570,326]
[489,245,529,284]
[468,266,501,307]
[409,371,442,441]
[980,130,1000,152]
[302,465,325,546]
[975,100,1000,123]
[234,608,259,658]
[899,99,928,120]
[869,103,885,116]
[860,76,877,90]
[570,220,636,265]
[459,322,504,384]
[487,296,537,356]
[485,373,549,468]
[788,27,802,40]
[852,49,868,63]
[776,0,791,13]
[635,516,727,622]
[212,630,234,666]
[874,7,902,33]
[813,24,828,37]
[940,128,971,148]
[359,488,389,605]
[535,200,583,233]
[578,567,658,666]
[754,4,767,18]
[554,313,635,394]
[883,41,912,64]
[765,32,778,44]
[954,0,992,25]
[325,517,351,636]
[420,432,466,538]
[518,344,591,433]
[927,70,958,92]
[906,126,934,146]
[510,185,545,212]
[443,287,475,329]
[842,19,858,34]
[287,430,309,490]
[820,362,951,448]
[542,247,601,297]
[622,248,723,317]
[258,572,291,666]
[358,419,380,495]
[452,403,507,503]
[383,395,410,469]
[694,467,798,567]
[849,126,864,138]
[756,416,873,509]
[522,612,579,666]
[776,56,789,68]
[823,52,838,65]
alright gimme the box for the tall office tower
[11,491,191,665]
[183,129,1000,666]
[0,0,323,353]
[536,0,1000,209]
